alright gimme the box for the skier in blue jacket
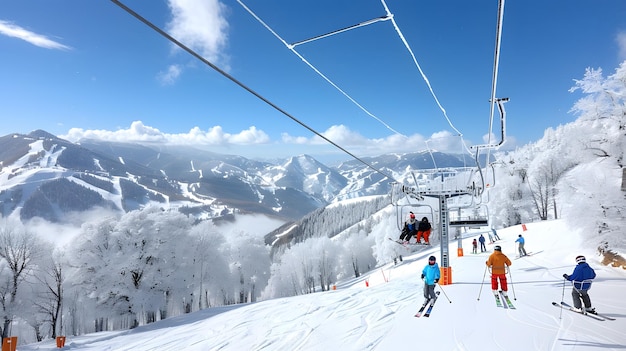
[478,234,486,252]
[515,234,528,256]
[563,255,596,313]
[421,255,441,306]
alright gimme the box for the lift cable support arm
[289,15,392,48]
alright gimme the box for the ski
[424,291,441,317]
[588,311,616,321]
[415,298,433,317]
[388,238,426,248]
[587,312,616,321]
[493,293,504,308]
[552,302,605,321]
[559,301,615,320]
[515,252,533,259]
[388,238,410,248]
[388,237,403,244]
[499,291,515,309]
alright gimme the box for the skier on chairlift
[416,217,432,244]
[399,212,417,244]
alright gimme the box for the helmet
[410,213,415,219]
[575,255,586,264]
[494,245,501,251]
[428,256,436,265]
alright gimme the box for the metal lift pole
[438,195,450,266]
[438,194,452,284]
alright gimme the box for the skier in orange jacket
[486,245,512,296]
[416,217,432,244]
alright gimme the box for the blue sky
[1,0,625,162]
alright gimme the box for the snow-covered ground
[21,220,626,350]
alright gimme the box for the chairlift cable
[239,0,468,204]
[239,0,474,159]
[236,0,404,136]
[380,0,473,156]
[110,0,399,184]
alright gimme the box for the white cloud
[280,125,471,156]
[280,133,309,144]
[427,130,467,152]
[0,20,71,50]
[617,31,626,61]
[60,121,486,161]
[166,0,229,65]
[157,64,182,85]
[479,131,517,151]
[61,121,269,146]
[481,132,503,146]
[228,126,270,144]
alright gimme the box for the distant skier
[563,255,596,313]
[491,228,501,241]
[421,255,440,306]
[486,245,512,297]
[479,234,486,252]
[515,234,528,257]
[416,217,432,244]
[487,230,495,244]
[472,238,478,254]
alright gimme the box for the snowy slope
[19,219,626,351]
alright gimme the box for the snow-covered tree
[491,61,625,258]
[221,229,270,304]
[0,223,45,338]
[68,207,196,329]
[187,222,229,309]
[28,250,64,340]
[557,62,626,255]
[337,229,376,279]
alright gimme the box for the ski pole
[507,266,517,300]
[437,282,452,303]
[477,265,487,300]
[559,278,566,319]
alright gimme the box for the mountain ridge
[0,130,471,224]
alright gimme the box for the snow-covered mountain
[0,130,470,223]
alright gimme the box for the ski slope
[21,220,626,350]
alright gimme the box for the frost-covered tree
[338,229,376,279]
[557,62,626,254]
[219,229,270,304]
[569,62,626,166]
[491,61,625,257]
[29,250,64,340]
[68,217,117,331]
[263,240,321,298]
[187,222,229,310]
[0,223,45,338]
[308,237,340,292]
[69,207,196,329]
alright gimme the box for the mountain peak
[28,129,58,140]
